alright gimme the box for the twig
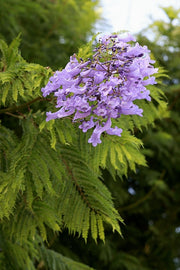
[5,112,24,119]
[0,97,46,115]
[118,187,155,212]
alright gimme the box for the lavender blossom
[42,34,158,146]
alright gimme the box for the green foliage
[0,36,123,268]
[39,240,95,270]
[67,6,180,270]
[0,35,52,107]
[77,33,100,60]
[0,0,100,69]
[0,20,170,270]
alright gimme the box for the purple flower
[42,33,158,146]
[46,107,75,121]
[73,110,91,121]
[117,33,136,43]
[79,117,95,132]
[88,118,112,147]
[106,126,122,136]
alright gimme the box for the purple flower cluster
[42,34,158,146]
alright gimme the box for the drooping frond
[76,129,146,178]
[39,117,77,148]
[0,117,65,220]
[0,229,37,270]
[39,243,94,270]
[0,35,52,106]
[57,144,123,242]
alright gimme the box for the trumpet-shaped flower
[42,34,158,146]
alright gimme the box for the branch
[5,112,24,119]
[118,187,155,212]
[61,158,93,210]
[118,170,166,212]
[0,97,46,115]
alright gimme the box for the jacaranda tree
[1,2,177,270]
[0,31,166,269]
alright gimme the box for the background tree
[0,0,100,69]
